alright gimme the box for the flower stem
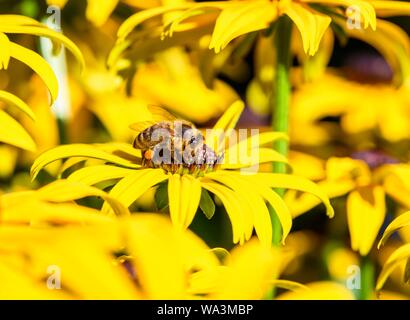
[359,255,375,300]
[270,16,293,246]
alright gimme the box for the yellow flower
[290,72,410,145]
[247,4,410,116]
[0,182,293,299]
[326,247,359,282]
[114,0,410,60]
[286,152,410,256]
[0,179,225,299]
[377,243,410,292]
[0,15,83,151]
[87,48,237,128]
[0,215,219,299]
[0,179,129,225]
[31,101,333,247]
[189,238,282,299]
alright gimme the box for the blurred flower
[285,153,410,256]
[247,7,410,117]
[0,14,83,151]
[114,0,410,72]
[31,101,333,247]
[377,242,410,292]
[377,210,410,294]
[116,0,380,57]
[290,72,410,145]
[326,247,359,283]
[0,181,295,299]
[189,238,282,299]
[0,179,128,225]
[46,0,162,26]
[0,213,220,299]
[276,281,355,300]
[130,47,238,123]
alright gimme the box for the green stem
[265,16,292,301]
[359,255,375,300]
[57,118,68,145]
[269,16,293,246]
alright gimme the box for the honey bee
[130,106,223,175]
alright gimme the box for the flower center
[141,144,223,176]
[351,150,399,169]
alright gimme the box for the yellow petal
[102,169,168,214]
[378,211,410,248]
[277,281,355,300]
[243,172,334,218]
[211,238,281,299]
[206,173,272,247]
[284,178,355,218]
[17,179,129,217]
[125,214,217,299]
[282,2,331,56]
[0,33,10,69]
[212,100,244,132]
[117,4,193,39]
[0,24,85,70]
[86,0,119,26]
[201,179,246,244]
[345,18,410,85]
[9,41,58,104]
[212,171,293,244]
[168,174,202,229]
[46,0,69,8]
[231,131,288,151]
[1,200,113,225]
[383,167,410,208]
[0,109,36,151]
[0,14,42,26]
[210,100,244,154]
[31,144,139,180]
[271,279,309,292]
[376,243,410,291]
[252,182,292,244]
[0,260,70,299]
[163,6,219,38]
[0,90,35,121]
[302,0,376,30]
[289,151,326,180]
[347,185,386,256]
[371,0,410,17]
[326,157,371,183]
[223,147,288,169]
[223,132,288,169]
[0,145,17,178]
[210,0,277,53]
[67,165,134,186]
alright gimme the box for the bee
[130,106,223,175]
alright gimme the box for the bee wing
[147,105,177,122]
[148,104,196,128]
[129,121,156,134]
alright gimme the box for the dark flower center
[351,150,399,169]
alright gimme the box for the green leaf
[155,181,169,211]
[199,189,215,220]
